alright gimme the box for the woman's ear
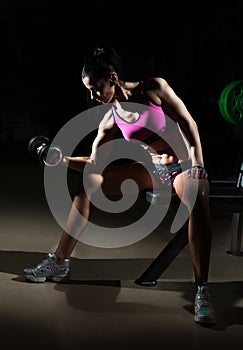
[109,72,118,86]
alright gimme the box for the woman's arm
[147,77,204,167]
[63,108,117,172]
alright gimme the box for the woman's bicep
[159,81,190,120]
[90,110,114,157]
[90,123,118,164]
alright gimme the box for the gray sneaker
[24,253,70,283]
[194,283,215,325]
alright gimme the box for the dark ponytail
[81,45,126,81]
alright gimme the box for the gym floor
[1,160,243,350]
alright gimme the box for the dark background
[0,0,242,179]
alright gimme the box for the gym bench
[135,161,243,286]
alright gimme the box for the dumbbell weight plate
[38,144,49,165]
[38,144,63,167]
[28,135,50,161]
[219,80,243,124]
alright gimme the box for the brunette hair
[81,45,126,81]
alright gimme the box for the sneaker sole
[25,275,46,283]
[24,274,70,283]
[194,316,215,326]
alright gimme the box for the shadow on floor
[1,250,243,332]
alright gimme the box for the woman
[24,45,215,325]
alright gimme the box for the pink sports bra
[112,96,166,145]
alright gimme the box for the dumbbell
[28,135,63,167]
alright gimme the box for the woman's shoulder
[141,77,168,106]
[143,77,168,91]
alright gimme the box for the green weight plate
[219,80,243,124]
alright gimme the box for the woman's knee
[85,173,104,192]
[174,174,210,205]
[77,173,104,195]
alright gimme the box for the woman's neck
[114,81,140,101]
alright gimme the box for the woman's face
[82,75,115,104]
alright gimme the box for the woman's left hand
[187,165,208,179]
